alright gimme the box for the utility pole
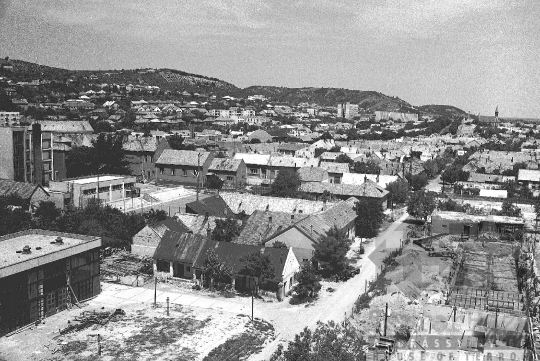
[383,303,389,336]
[196,152,202,202]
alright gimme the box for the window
[156,260,169,272]
[186,266,191,272]
[226,176,234,181]
[112,184,123,191]
[159,168,164,175]
[42,140,51,149]
[171,169,175,176]
[250,168,258,175]
[99,186,109,193]
[183,169,188,176]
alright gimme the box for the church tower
[494,105,499,127]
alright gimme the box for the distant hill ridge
[2,58,468,115]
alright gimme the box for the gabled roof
[269,157,319,168]
[318,201,357,230]
[153,231,207,264]
[208,158,244,172]
[194,240,291,280]
[0,179,48,200]
[149,217,190,238]
[174,213,228,236]
[320,162,350,174]
[185,195,236,218]
[235,211,307,245]
[220,192,335,215]
[298,167,328,182]
[277,143,307,152]
[299,179,389,198]
[233,153,270,166]
[341,173,399,188]
[122,135,161,152]
[155,149,211,166]
[31,120,94,133]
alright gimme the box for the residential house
[207,158,247,188]
[277,143,307,157]
[175,213,226,236]
[300,179,389,208]
[457,173,514,191]
[122,136,171,181]
[297,167,329,184]
[219,192,335,215]
[233,153,271,185]
[131,218,190,257]
[267,156,319,180]
[153,231,207,279]
[342,173,400,189]
[431,211,524,236]
[517,169,540,196]
[155,149,214,186]
[184,195,236,218]
[0,179,50,211]
[319,162,350,184]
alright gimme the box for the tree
[34,201,62,230]
[352,158,380,174]
[408,173,429,191]
[270,321,366,361]
[202,249,232,288]
[440,164,469,185]
[0,195,32,236]
[142,209,167,225]
[249,138,262,144]
[423,159,439,179]
[329,145,341,152]
[271,169,301,198]
[292,261,322,300]
[207,174,224,190]
[239,251,276,291]
[211,218,241,242]
[499,199,521,217]
[407,190,436,221]
[313,226,355,280]
[168,134,188,150]
[354,198,384,238]
[386,179,410,204]
[335,153,353,165]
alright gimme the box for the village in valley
[0,50,540,360]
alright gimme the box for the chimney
[206,225,211,239]
[291,214,294,220]
[269,216,273,223]
[55,236,63,244]
[22,245,31,254]
[32,123,44,185]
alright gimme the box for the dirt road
[248,211,410,360]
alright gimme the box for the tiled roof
[300,180,389,198]
[174,214,226,236]
[122,135,161,152]
[150,217,190,238]
[185,195,236,218]
[31,120,94,133]
[320,162,350,174]
[318,201,357,230]
[466,173,510,183]
[235,211,307,245]
[153,231,207,264]
[248,129,272,141]
[0,179,47,200]
[220,192,335,215]
[277,143,307,152]
[298,167,328,182]
[155,149,211,166]
[194,240,291,280]
[208,158,243,172]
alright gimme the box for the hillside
[5,60,239,93]
[418,104,468,118]
[239,86,413,111]
[3,58,467,116]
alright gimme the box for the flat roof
[69,175,127,184]
[0,230,101,278]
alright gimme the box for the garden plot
[0,302,274,361]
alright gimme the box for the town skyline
[1,0,539,118]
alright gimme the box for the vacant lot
[0,301,273,361]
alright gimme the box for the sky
[0,0,539,117]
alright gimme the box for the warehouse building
[0,230,101,336]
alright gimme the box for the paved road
[426,175,442,193]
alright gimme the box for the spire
[495,105,499,118]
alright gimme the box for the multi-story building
[0,230,101,337]
[155,149,214,186]
[0,111,22,125]
[0,123,55,185]
[48,174,137,209]
[336,102,359,120]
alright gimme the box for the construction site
[353,230,538,361]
